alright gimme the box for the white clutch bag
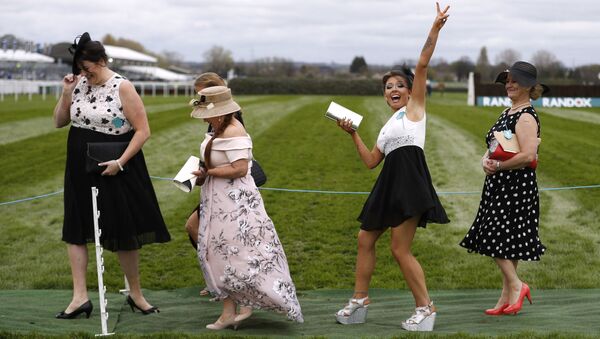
[325,101,363,130]
[173,155,201,193]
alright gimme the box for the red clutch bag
[489,131,538,169]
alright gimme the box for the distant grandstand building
[2,39,193,97]
[49,42,190,81]
[0,49,59,80]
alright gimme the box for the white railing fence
[0,80,195,101]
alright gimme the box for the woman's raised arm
[408,2,450,117]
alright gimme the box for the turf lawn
[0,92,599,338]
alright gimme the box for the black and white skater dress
[62,73,171,251]
[358,108,449,230]
[460,106,545,261]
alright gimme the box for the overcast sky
[1,0,599,67]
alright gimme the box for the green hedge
[229,77,383,95]
[229,77,466,95]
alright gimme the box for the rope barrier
[0,189,64,206]
[2,180,600,207]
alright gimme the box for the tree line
[200,45,600,85]
[3,33,598,85]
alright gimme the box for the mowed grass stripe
[0,96,58,123]
[540,107,600,125]
[0,115,57,145]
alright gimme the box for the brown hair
[194,72,226,90]
[203,113,234,168]
[529,84,545,100]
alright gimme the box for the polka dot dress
[460,107,546,261]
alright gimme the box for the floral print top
[70,73,132,135]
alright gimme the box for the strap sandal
[335,296,369,325]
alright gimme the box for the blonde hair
[529,84,545,100]
[194,72,226,90]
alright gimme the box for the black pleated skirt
[358,146,449,230]
[62,126,171,251]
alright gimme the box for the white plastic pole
[119,275,130,295]
[467,72,475,106]
[91,187,114,337]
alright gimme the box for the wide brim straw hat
[68,32,92,75]
[190,86,241,119]
[495,61,550,94]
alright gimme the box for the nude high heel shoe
[206,315,240,330]
[234,306,253,322]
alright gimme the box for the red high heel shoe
[503,282,532,315]
[484,303,509,315]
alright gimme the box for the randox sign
[477,96,600,108]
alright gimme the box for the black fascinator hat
[382,65,415,89]
[68,32,92,75]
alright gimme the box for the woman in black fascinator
[53,32,170,319]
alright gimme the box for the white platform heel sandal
[401,301,436,331]
[335,296,369,324]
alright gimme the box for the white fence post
[467,72,475,106]
[91,187,115,337]
[0,80,190,101]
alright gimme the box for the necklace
[509,101,530,114]
[503,102,530,139]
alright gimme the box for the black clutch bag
[251,159,267,187]
[86,142,129,174]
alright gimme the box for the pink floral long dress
[197,133,303,322]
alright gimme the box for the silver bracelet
[115,159,124,171]
[496,161,501,170]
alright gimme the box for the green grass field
[1,92,599,338]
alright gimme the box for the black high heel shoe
[56,300,93,319]
[126,296,159,315]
